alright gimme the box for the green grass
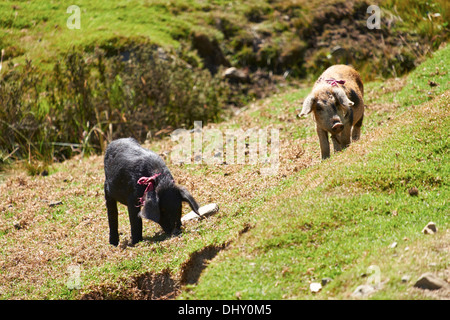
[396,47,450,107]
[182,107,449,299]
[0,11,449,298]
[1,1,186,66]
[1,0,448,166]
[365,46,449,108]
[180,45,450,299]
[2,0,448,71]
[0,0,285,66]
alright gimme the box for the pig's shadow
[142,231,183,243]
[121,231,182,248]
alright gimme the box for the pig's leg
[127,198,143,245]
[317,126,330,160]
[352,115,364,141]
[340,125,352,149]
[331,135,342,153]
[106,197,119,246]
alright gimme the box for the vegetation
[0,41,448,299]
[0,0,448,300]
[0,0,448,167]
[0,45,229,164]
[182,44,450,299]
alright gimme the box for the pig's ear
[178,186,200,217]
[333,87,354,110]
[298,94,315,118]
[139,191,160,223]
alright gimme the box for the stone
[222,67,249,83]
[422,222,437,234]
[401,275,411,283]
[310,282,322,293]
[181,203,219,222]
[408,187,419,196]
[351,284,376,298]
[414,273,450,291]
[389,241,398,248]
[13,220,25,230]
[321,277,332,286]
[49,201,63,207]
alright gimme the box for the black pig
[104,138,200,246]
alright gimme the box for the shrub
[0,44,230,167]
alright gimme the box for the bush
[0,60,43,160]
[0,44,230,166]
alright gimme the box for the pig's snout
[331,121,344,134]
[332,122,344,133]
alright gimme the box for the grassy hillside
[0,42,448,300]
[2,0,448,74]
[183,43,450,299]
[1,0,448,166]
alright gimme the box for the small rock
[49,201,63,207]
[310,282,322,293]
[321,277,332,287]
[422,221,437,235]
[13,220,26,230]
[222,67,249,83]
[408,187,419,196]
[401,275,411,283]
[351,284,376,298]
[414,273,450,290]
[389,241,398,248]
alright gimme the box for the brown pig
[298,64,364,159]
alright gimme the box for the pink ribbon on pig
[137,173,161,206]
[325,78,346,86]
